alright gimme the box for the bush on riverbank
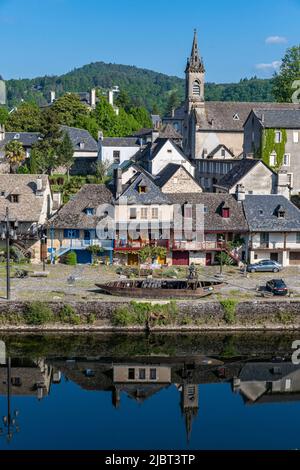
[220,299,238,324]
[112,301,178,327]
[24,302,54,325]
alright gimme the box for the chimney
[261,113,265,124]
[151,130,159,143]
[114,168,123,199]
[236,183,246,202]
[276,171,291,199]
[108,90,114,107]
[36,176,43,195]
[50,91,56,103]
[171,108,175,118]
[0,124,5,141]
[98,130,104,142]
[90,88,96,108]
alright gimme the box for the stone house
[0,174,53,263]
[243,109,300,194]
[155,163,203,194]
[135,138,195,177]
[47,184,114,264]
[195,158,241,192]
[243,195,300,266]
[214,159,278,195]
[59,126,99,176]
[167,193,248,266]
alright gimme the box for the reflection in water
[0,333,300,449]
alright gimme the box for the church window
[192,80,201,96]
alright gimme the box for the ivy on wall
[261,128,287,171]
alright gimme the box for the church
[164,30,300,161]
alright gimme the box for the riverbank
[1,298,300,331]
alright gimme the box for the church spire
[186,29,205,73]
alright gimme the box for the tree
[166,90,181,115]
[76,114,99,140]
[115,90,131,112]
[273,45,300,103]
[130,107,153,128]
[51,93,88,126]
[57,131,74,180]
[32,108,63,173]
[5,102,41,132]
[93,159,110,183]
[0,106,8,125]
[92,96,119,136]
[5,140,26,173]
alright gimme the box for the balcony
[172,241,227,251]
[114,239,169,251]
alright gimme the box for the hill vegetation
[5,61,276,113]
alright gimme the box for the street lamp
[1,207,17,301]
[0,357,20,443]
[38,226,47,271]
[219,235,225,276]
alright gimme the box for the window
[287,173,294,188]
[293,132,299,143]
[260,233,269,246]
[278,210,285,219]
[222,208,230,218]
[139,369,146,380]
[150,368,157,380]
[113,150,120,164]
[152,208,159,219]
[85,208,95,216]
[79,142,85,150]
[64,229,79,239]
[11,377,22,387]
[130,208,137,220]
[138,186,147,193]
[221,149,226,157]
[283,154,290,166]
[167,149,172,153]
[275,131,282,143]
[128,368,135,380]
[270,152,277,167]
[10,194,19,203]
[141,208,148,219]
[296,233,300,244]
[185,206,193,218]
[192,80,201,96]
[173,177,178,184]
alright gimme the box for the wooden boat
[95,278,223,299]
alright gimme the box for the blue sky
[0,0,299,82]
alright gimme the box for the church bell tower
[183,30,205,157]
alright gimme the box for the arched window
[192,80,201,96]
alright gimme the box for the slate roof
[61,126,98,152]
[164,104,185,120]
[48,184,114,229]
[155,163,202,190]
[215,159,274,190]
[158,123,182,140]
[243,195,300,232]
[0,174,49,222]
[135,138,187,164]
[251,109,300,129]
[102,137,141,147]
[195,102,300,132]
[208,144,235,158]
[0,132,41,149]
[167,193,248,232]
[118,172,170,205]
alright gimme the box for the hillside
[5,61,275,112]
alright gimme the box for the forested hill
[5,61,274,112]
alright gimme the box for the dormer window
[13,133,20,140]
[277,206,286,219]
[139,186,147,193]
[222,207,230,218]
[79,142,85,149]
[85,208,95,216]
[10,194,19,203]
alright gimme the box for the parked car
[266,279,289,296]
[247,260,283,273]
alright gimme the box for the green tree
[92,96,119,136]
[75,114,99,140]
[273,45,300,102]
[51,93,88,126]
[115,90,131,112]
[166,90,180,116]
[57,131,74,180]
[5,102,41,132]
[0,106,9,125]
[4,140,26,173]
[32,108,63,173]
[130,107,152,128]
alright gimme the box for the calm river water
[0,331,300,450]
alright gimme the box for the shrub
[220,299,238,324]
[112,301,178,327]
[87,313,96,325]
[24,302,54,325]
[59,304,81,325]
[64,251,77,265]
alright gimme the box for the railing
[114,239,169,250]
[172,241,228,251]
